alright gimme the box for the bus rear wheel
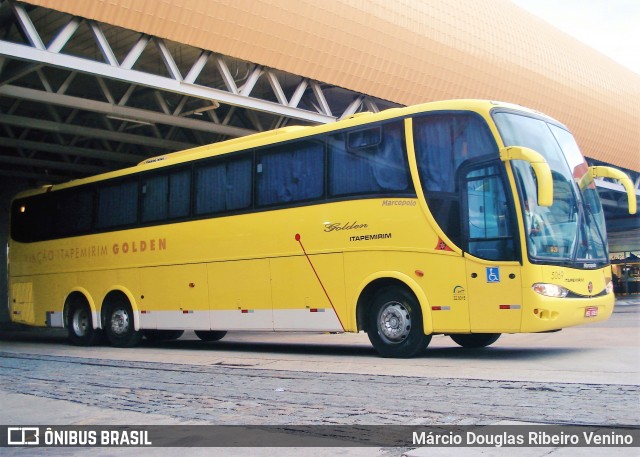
[367,286,431,358]
[105,299,142,348]
[195,330,227,342]
[450,333,501,348]
[67,301,102,346]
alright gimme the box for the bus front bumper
[520,292,615,333]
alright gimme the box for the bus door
[461,161,522,332]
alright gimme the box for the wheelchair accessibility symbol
[486,267,500,283]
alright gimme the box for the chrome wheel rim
[110,308,130,335]
[72,308,89,337]
[378,301,411,343]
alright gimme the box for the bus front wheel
[367,286,431,358]
[105,300,142,348]
[450,333,501,348]
[67,301,103,346]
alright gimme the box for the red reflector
[499,305,510,309]
[310,308,318,312]
[241,309,249,314]
[415,270,424,277]
[432,306,441,311]
[182,310,189,314]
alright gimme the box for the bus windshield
[493,111,608,266]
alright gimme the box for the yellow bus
[8,100,636,357]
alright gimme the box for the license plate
[585,307,598,318]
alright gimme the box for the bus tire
[104,298,142,348]
[195,330,227,342]
[366,286,431,358]
[143,330,184,341]
[450,333,501,348]
[67,300,103,346]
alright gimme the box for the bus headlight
[532,283,569,298]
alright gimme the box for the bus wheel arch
[143,330,185,341]
[356,276,433,334]
[195,330,227,342]
[356,276,433,358]
[101,289,142,348]
[64,291,103,346]
[450,333,501,348]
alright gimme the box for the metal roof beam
[266,70,288,105]
[88,20,119,66]
[310,81,332,117]
[215,54,239,94]
[596,179,640,195]
[10,1,45,50]
[0,61,41,86]
[156,38,182,81]
[47,17,81,53]
[121,35,150,70]
[0,113,195,150]
[0,154,108,174]
[0,40,337,124]
[340,96,364,119]
[1,137,144,164]
[0,168,68,182]
[0,84,256,137]
[288,79,308,108]
[184,50,209,84]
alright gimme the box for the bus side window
[11,195,54,242]
[96,179,138,229]
[256,140,324,206]
[168,169,191,218]
[195,157,252,215]
[464,166,516,261]
[142,174,169,222]
[142,169,190,222]
[328,121,410,196]
[55,189,94,236]
[413,113,498,248]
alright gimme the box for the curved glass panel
[494,112,607,265]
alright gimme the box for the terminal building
[1,0,639,319]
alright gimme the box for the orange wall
[28,0,639,171]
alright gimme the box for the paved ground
[2,349,637,426]
[0,296,638,457]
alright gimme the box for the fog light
[532,283,569,298]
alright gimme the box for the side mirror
[590,166,637,214]
[500,146,553,206]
